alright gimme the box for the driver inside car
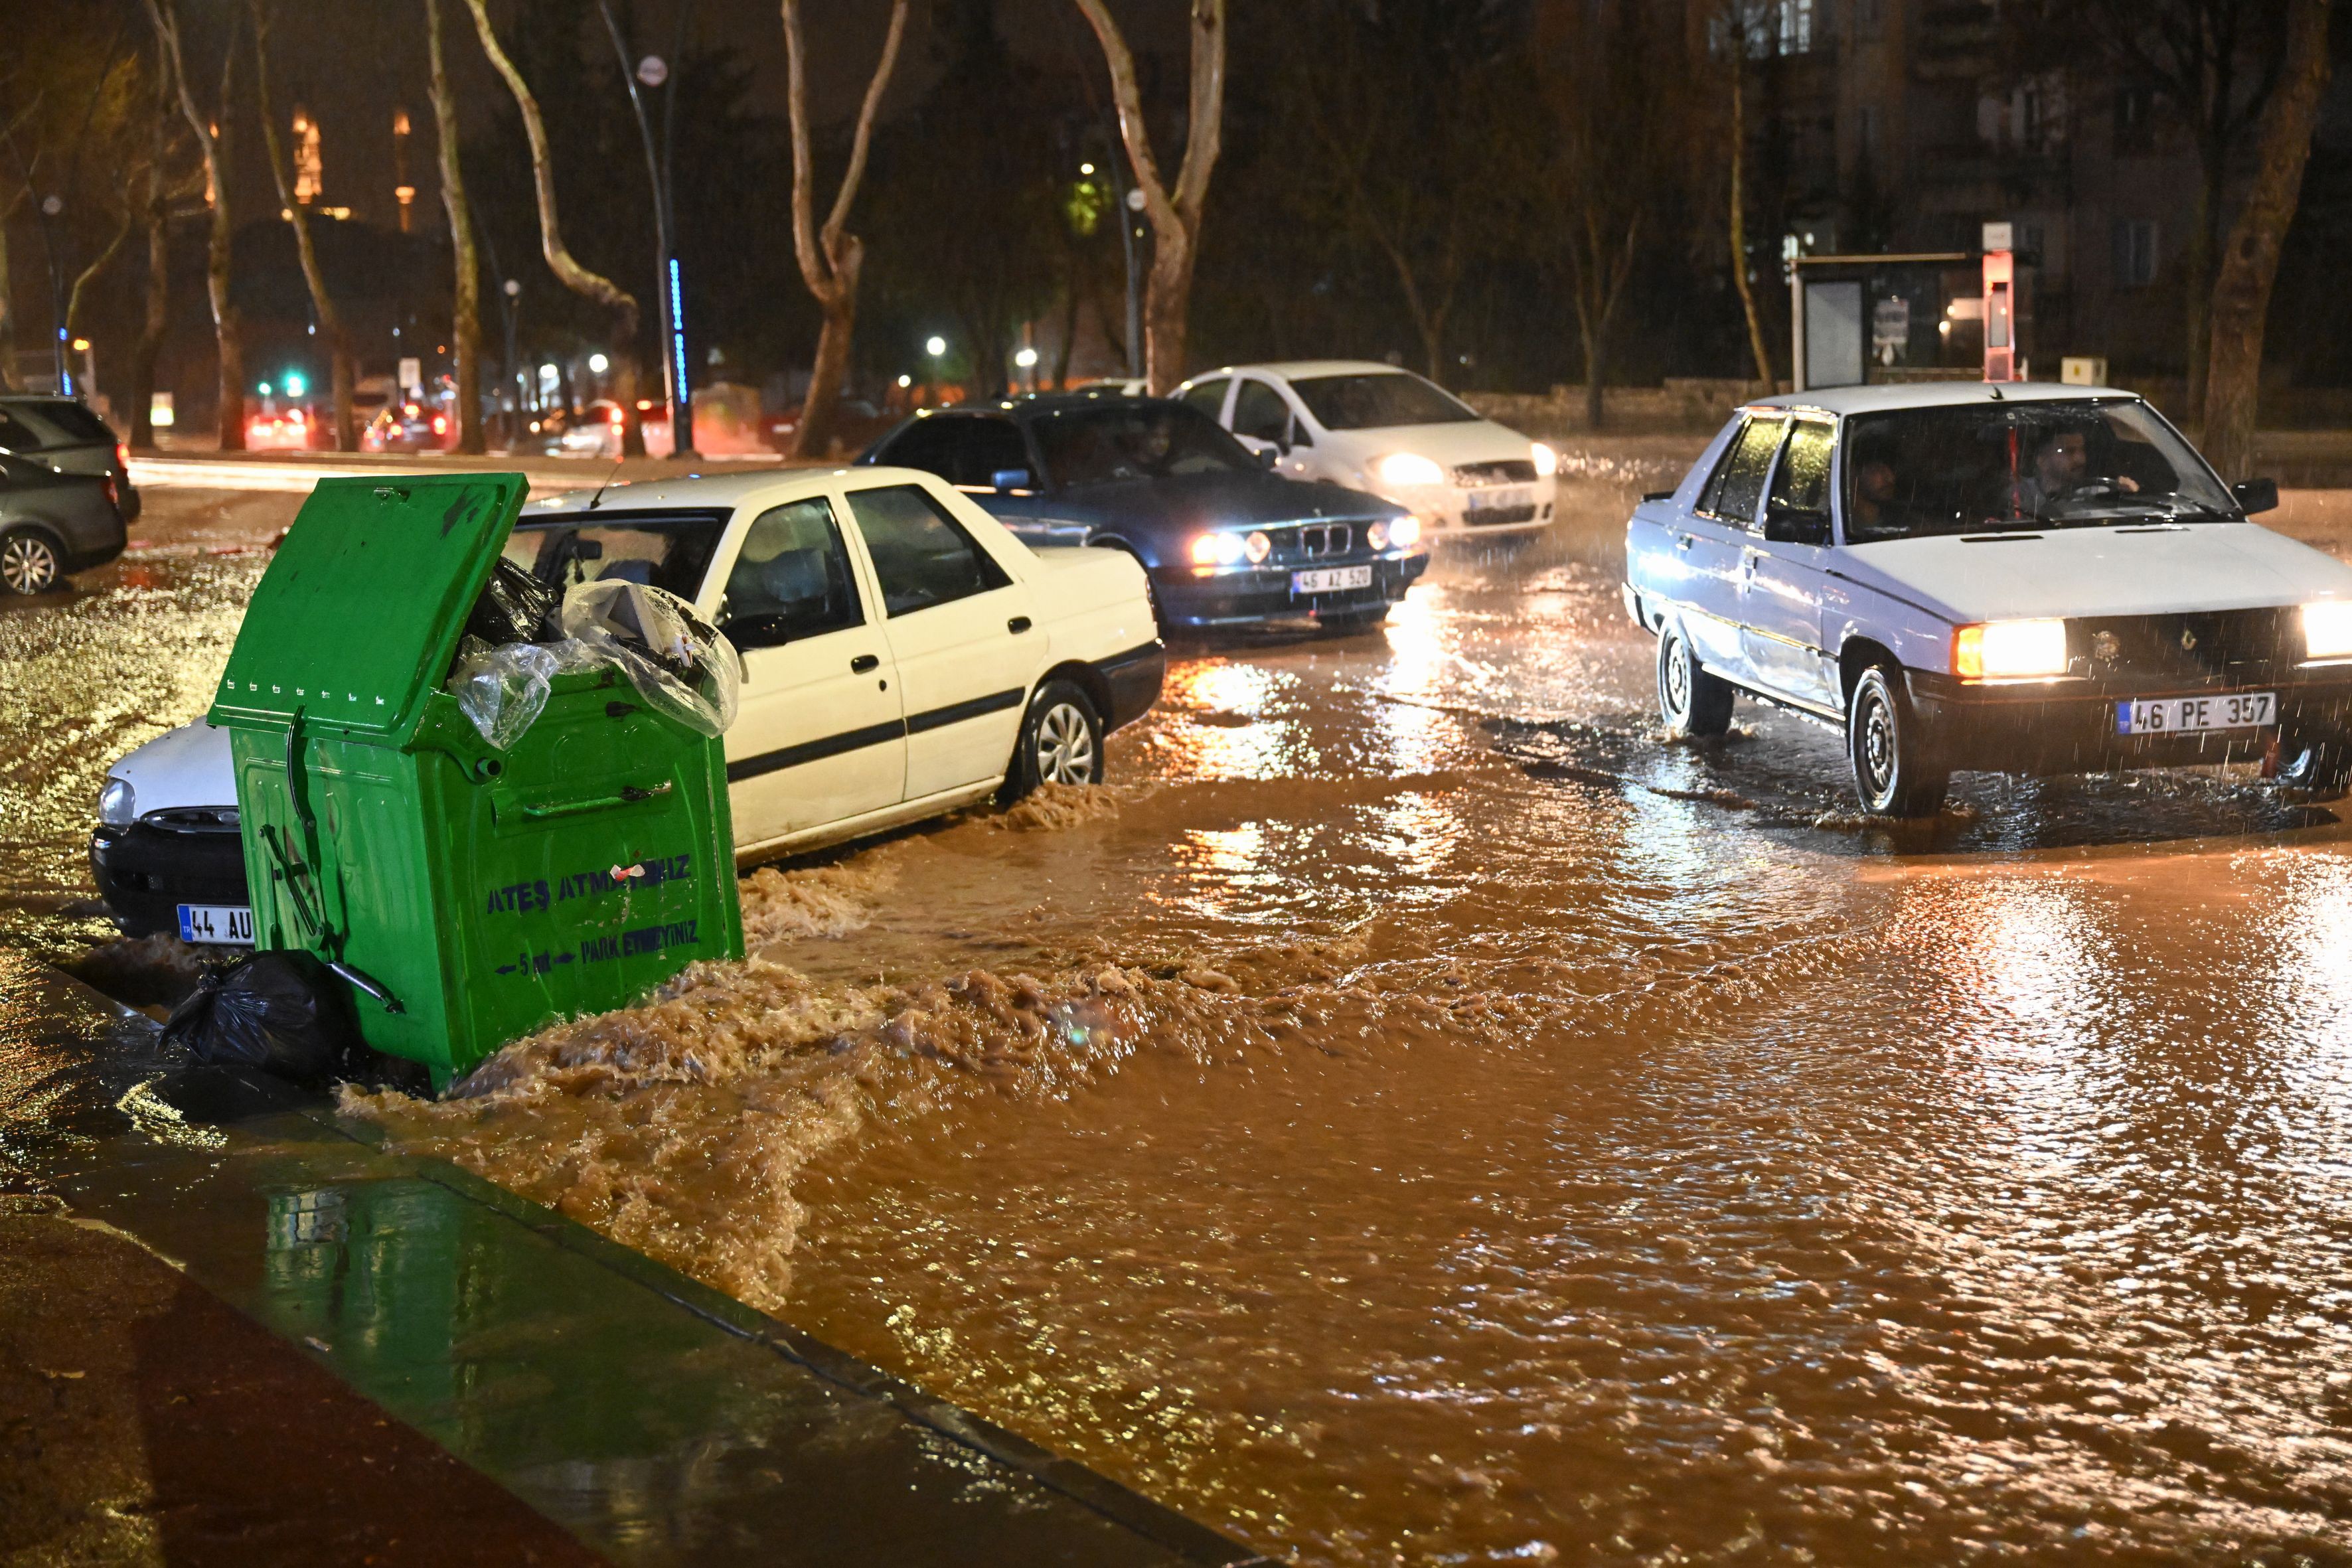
[2013,427,2139,520]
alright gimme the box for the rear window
[3,400,115,447]
[502,511,725,599]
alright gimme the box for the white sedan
[1178,360,1558,538]
[1624,382,2352,816]
[91,467,1164,940]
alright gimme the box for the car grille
[1466,505,1539,526]
[1292,523,1352,558]
[141,806,241,833]
[2072,608,2300,688]
[1454,459,1537,487]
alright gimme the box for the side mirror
[2233,477,2279,515]
[991,467,1033,492]
[1762,501,1832,546]
[1257,447,1279,470]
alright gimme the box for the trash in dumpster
[560,578,740,739]
[208,473,745,1090]
[464,554,564,645]
[160,949,360,1085]
[448,639,563,749]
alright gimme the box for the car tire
[1847,663,1948,817]
[1002,680,1105,802]
[1656,620,1734,738]
[0,527,64,596]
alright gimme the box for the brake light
[431,415,447,435]
[115,441,127,468]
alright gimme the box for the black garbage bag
[160,950,360,1087]
[463,555,564,647]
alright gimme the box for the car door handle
[850,654,880,673]
[1674,534,1693,552]
[1007,615,1032,634]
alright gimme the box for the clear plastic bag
[558,579,740,738]
[449,640,560,749]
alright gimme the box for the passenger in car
[1849,457,1899,536]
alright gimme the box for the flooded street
[14,476,2352,1563]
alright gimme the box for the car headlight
[1389,514,1422,550]
[1531,441,1559,478]
[1373,452,1445,488]
[99,777,135,826]
[1190,531,1246,567]
[1954,619,2069,680]
[1367,520,1389,550]
[1245,530,1272,564]
[2303,600,2352,660]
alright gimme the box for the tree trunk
[426,0,484,455]
[1142,229,1194,396]
[252,6,356,451]
[0,204,15,392]
[2183,150,2224,417]
[131,42,174,451]
[795,292,856,459]
[1727,48,1774,393]
[207,44,245,451]
[2201,0,2332,482]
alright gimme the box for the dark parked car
[860,392,1429,632]
[0,394,137,522]
[0,451,125,595]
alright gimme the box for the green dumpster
[207,473,744,1089]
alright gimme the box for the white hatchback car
[1178,360,1558,538]
[91,467,1164,941]
[1624,383,2352,816]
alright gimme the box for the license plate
[1293,565,1373,594]
[2115,691,2276,736]
[1467,486,1532,512]
[177,903,254,945]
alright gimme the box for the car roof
[521,465,926,518]
[898,391,1190,422]
[1189,360,1415,383]
[1745,382,2144,418]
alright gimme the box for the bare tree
[426,0,483,455]
[781,0,908,459]
[1070,0,1225,394]
[249,1,356,450]
[1719,0,1776,392]
[462,0,645,456]
[145,0,245,450]
[2201,0,2332,479]
[1537,0,1689,429]
[129,37,177,451]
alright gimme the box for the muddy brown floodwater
[15,476,2352,1565]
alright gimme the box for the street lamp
[925,336,947,358]
[589,352,611,375]
[598,0,700,457]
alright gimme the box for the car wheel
[1656,621,1734,737]
[1847,663,1948,817]
[1003,679,1105,802]
[0,528,63,595]
[2280,726,2352,794]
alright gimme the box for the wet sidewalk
[0,954,1269,1567]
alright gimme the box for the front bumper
[1156,552,1429,629]
[90,822,249,937]
[1379,479,1557,536]
[1908,670,2352,775]
[1095,639,1166,731]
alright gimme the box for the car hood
[1836,522,2352,622]
[1046,471,1402,530]
[1313,419,1537,470]
[110,720,235,811]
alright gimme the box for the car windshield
[502,513,724,599]
[1291,372,1478,430]
[1842,398,2237,542]
[1030,404,1259,489]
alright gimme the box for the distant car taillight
[115,441,127,469]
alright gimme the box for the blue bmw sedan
[861,392,1428,633]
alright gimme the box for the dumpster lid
[209,475,530,740]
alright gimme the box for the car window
[959,418,1032,488]
[877,416,965,478]
[1698,416,1787,524]
[846,485,1012,617]
[1030,403,1260,488]
[14,400,114,447]
[1842,398,2236,540]
[1231,380,1293,444]
[503,514,724,599]
[1767,420,1835,518]
[1289,372,1478,430]
[1181,378,1229,421]
[720,497,862,649]
[0,412,44,453]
